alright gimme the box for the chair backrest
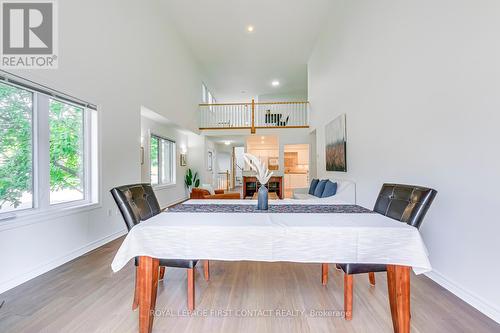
[373,183,437,229]
[110,183,161,231]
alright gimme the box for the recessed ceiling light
[224,141,231,146]
[247,25,254,33]
[271,80,280,87]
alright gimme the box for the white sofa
[292,179,356,204]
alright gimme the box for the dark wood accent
[344,273,353,321]
[321,263,328,285]
[204,260,210,281]
[387,265,411,333]
[138,256,159,333]
[134,266,164,311]
[132,267,139,310]
[369,272,376,286]
[187,268,195,311]
[387,266,399,331]
[243,176,283,199]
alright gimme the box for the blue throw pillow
[322,181,338,198]
[308,179,319,195]
[313,180,328,197]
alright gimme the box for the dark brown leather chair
[110,183,209,311]
[323,183,437,320]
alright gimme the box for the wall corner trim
[425,270,500,324]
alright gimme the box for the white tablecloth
[111,206,432,275]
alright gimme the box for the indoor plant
[184,168,200,192]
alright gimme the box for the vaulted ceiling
[161,0,333,102]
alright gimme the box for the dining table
[111,199,432,333]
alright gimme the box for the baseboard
[425,270,500,324]
[0,229,127,295]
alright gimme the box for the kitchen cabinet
[243,176,283,199]
[284,173,309,189]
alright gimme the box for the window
[201,83,216,104]
[49,99,85,204]
[0,83,33,213]
[150,135,175,186]
[0,77,99,218]
[202,83,207,104]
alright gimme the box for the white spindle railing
[216,171,230,191]
[199,101,308,130]
[199,103,252,129]
[254,102,309,128]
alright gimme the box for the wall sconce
[180,153,187,166]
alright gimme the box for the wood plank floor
[0,237,498,333]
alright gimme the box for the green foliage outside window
[0,82,84,211]
[0,83,32,209]
[49,99,84,194]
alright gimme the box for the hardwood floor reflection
[0,237,498,333]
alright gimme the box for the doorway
[309,129,317,179]
[233,146,245,187]
[284,144,310,198]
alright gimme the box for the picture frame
[325,114,347,172]
[207,151,213,171]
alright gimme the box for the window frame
[201,82,216,104]
[0,80,100,226]
[149,133,176,188]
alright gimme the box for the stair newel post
[251,99,256,134]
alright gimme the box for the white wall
[257,91,308,102]
[308,0,500,322]
[216,152,231,173]
[0,0,205,293]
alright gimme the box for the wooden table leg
[204,260,210,281]
[368,272,376,286]
[387,265,410,333]
[138,256,159,333]
[321,263,328,285]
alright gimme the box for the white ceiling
[208,135,247,147]
[161,0,333,102]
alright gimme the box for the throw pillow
[321,181,338,198]
[308,178,319,195]
[313,179,328,197]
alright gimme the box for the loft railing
[199,100,309,133]
[216,171,231,191]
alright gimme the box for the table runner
[168,204,373,214]
[111,209,432,275]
